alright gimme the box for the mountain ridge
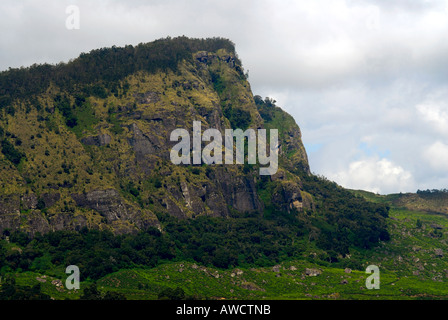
[0,37,388,261]
[3,37,448,302]
[0,37,308,234]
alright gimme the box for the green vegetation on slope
[0,37,404,300]
[3,203,448,300]
[0,36,238,105]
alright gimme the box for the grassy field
[6,199,448,300]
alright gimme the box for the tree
[0,276,50,300]
[1,139,25,166]
[80,283,103,300]
[416,219,423,229]
[103,291,127,300]
[79,283,127,300]
[158,287,185,300]
[36,198,46,210]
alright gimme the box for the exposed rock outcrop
[71,189,159,233]
[81,133,112,147]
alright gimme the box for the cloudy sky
[1,0,448,194]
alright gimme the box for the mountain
[0,37,389,265]
[4,37,448,302]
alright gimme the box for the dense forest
[0,173,389,283]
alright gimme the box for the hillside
[0,37,312,233]
[351,189,448,216]
[3,199,448,300]
[0,37,393,300]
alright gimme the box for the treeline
[300,174,390,257]
[0,187,389,282]
[0,214,307,281]
[416,189,448,199]
[0,36,237,110]
[0,276,51,300]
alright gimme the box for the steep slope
[0,37,388,256]
[0,37,310,235]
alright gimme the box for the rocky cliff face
[0,38,311,236]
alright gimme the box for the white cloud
[424,141,448,171]
[416,100,448,136]
[328,157,415,194]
